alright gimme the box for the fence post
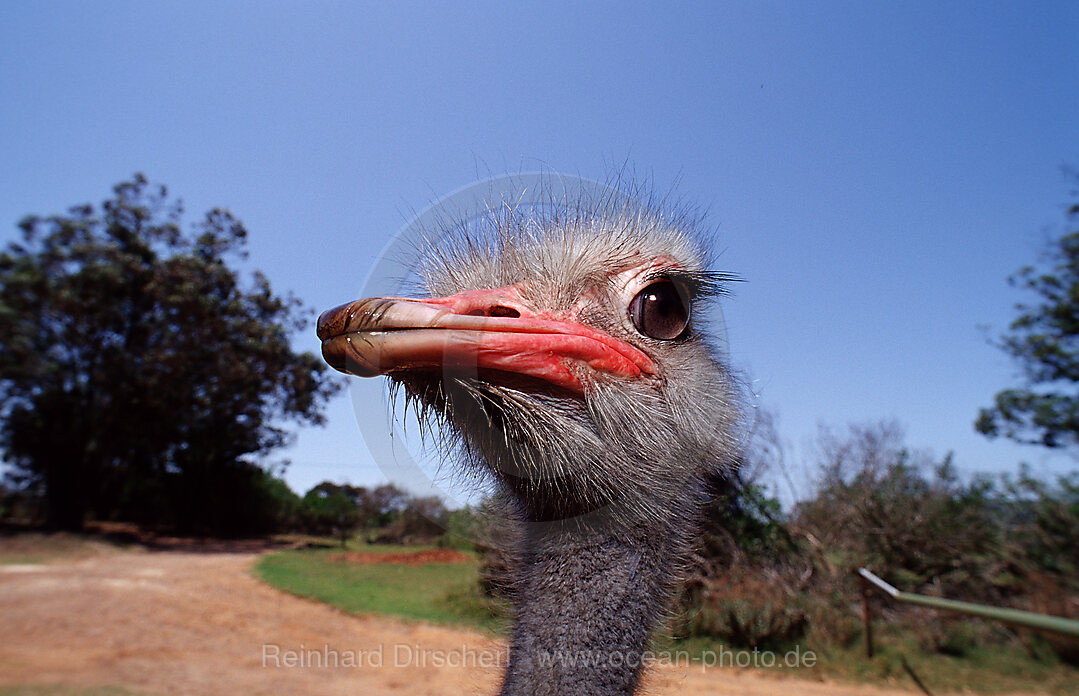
[861,573,874,658]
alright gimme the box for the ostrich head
[318,185,741,695]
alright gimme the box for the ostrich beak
[316,290,655,393]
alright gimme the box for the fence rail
[857,567,1079,639]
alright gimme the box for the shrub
[677,567,808,650]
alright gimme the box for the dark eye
[629,280,690,340]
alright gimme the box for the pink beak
[316,287,655,393]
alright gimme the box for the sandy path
[0,549,923,695]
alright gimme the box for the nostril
[488,306,521,318]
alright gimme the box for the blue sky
[2,1,1078,503]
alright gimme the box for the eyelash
[641,269,737,300]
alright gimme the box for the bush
[369,495,449,545]
[677,567,808,650]
[299,483,359,541]
[793,422,1006,603]
[932,621,981,658]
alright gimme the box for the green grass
[659,628,1079,695]
[808,636,1079,695]
[253,544,507,633]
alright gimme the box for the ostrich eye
[629,280,690,340]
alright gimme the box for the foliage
[296,481,452,545]
[794,421,1004,602]
[678,565,809,650]
[699,475,797,564]
[354,483,410,528]
[184,462,302,537]
[788,420,1079,667]
[997,465,1079,580]
[977,177,1079,448]
[299,482,361,544]
[369,494,449,544]
[0,175,340,533]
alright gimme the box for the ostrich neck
[499,515,689,696]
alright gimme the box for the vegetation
[807,632,1079,695]
[977,174,1079,448]
[0,175,340,535]
[254,543,505,632]
[254,521,1079,695]
[291,481,451,546]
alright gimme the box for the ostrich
[317,187,741,695]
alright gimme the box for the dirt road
[0,548,938,695]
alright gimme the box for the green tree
[977,178,1079,448]
[0,174,340,533]
[365,483,410,527]
[300,482,360,545]
[998,464,1079,580]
